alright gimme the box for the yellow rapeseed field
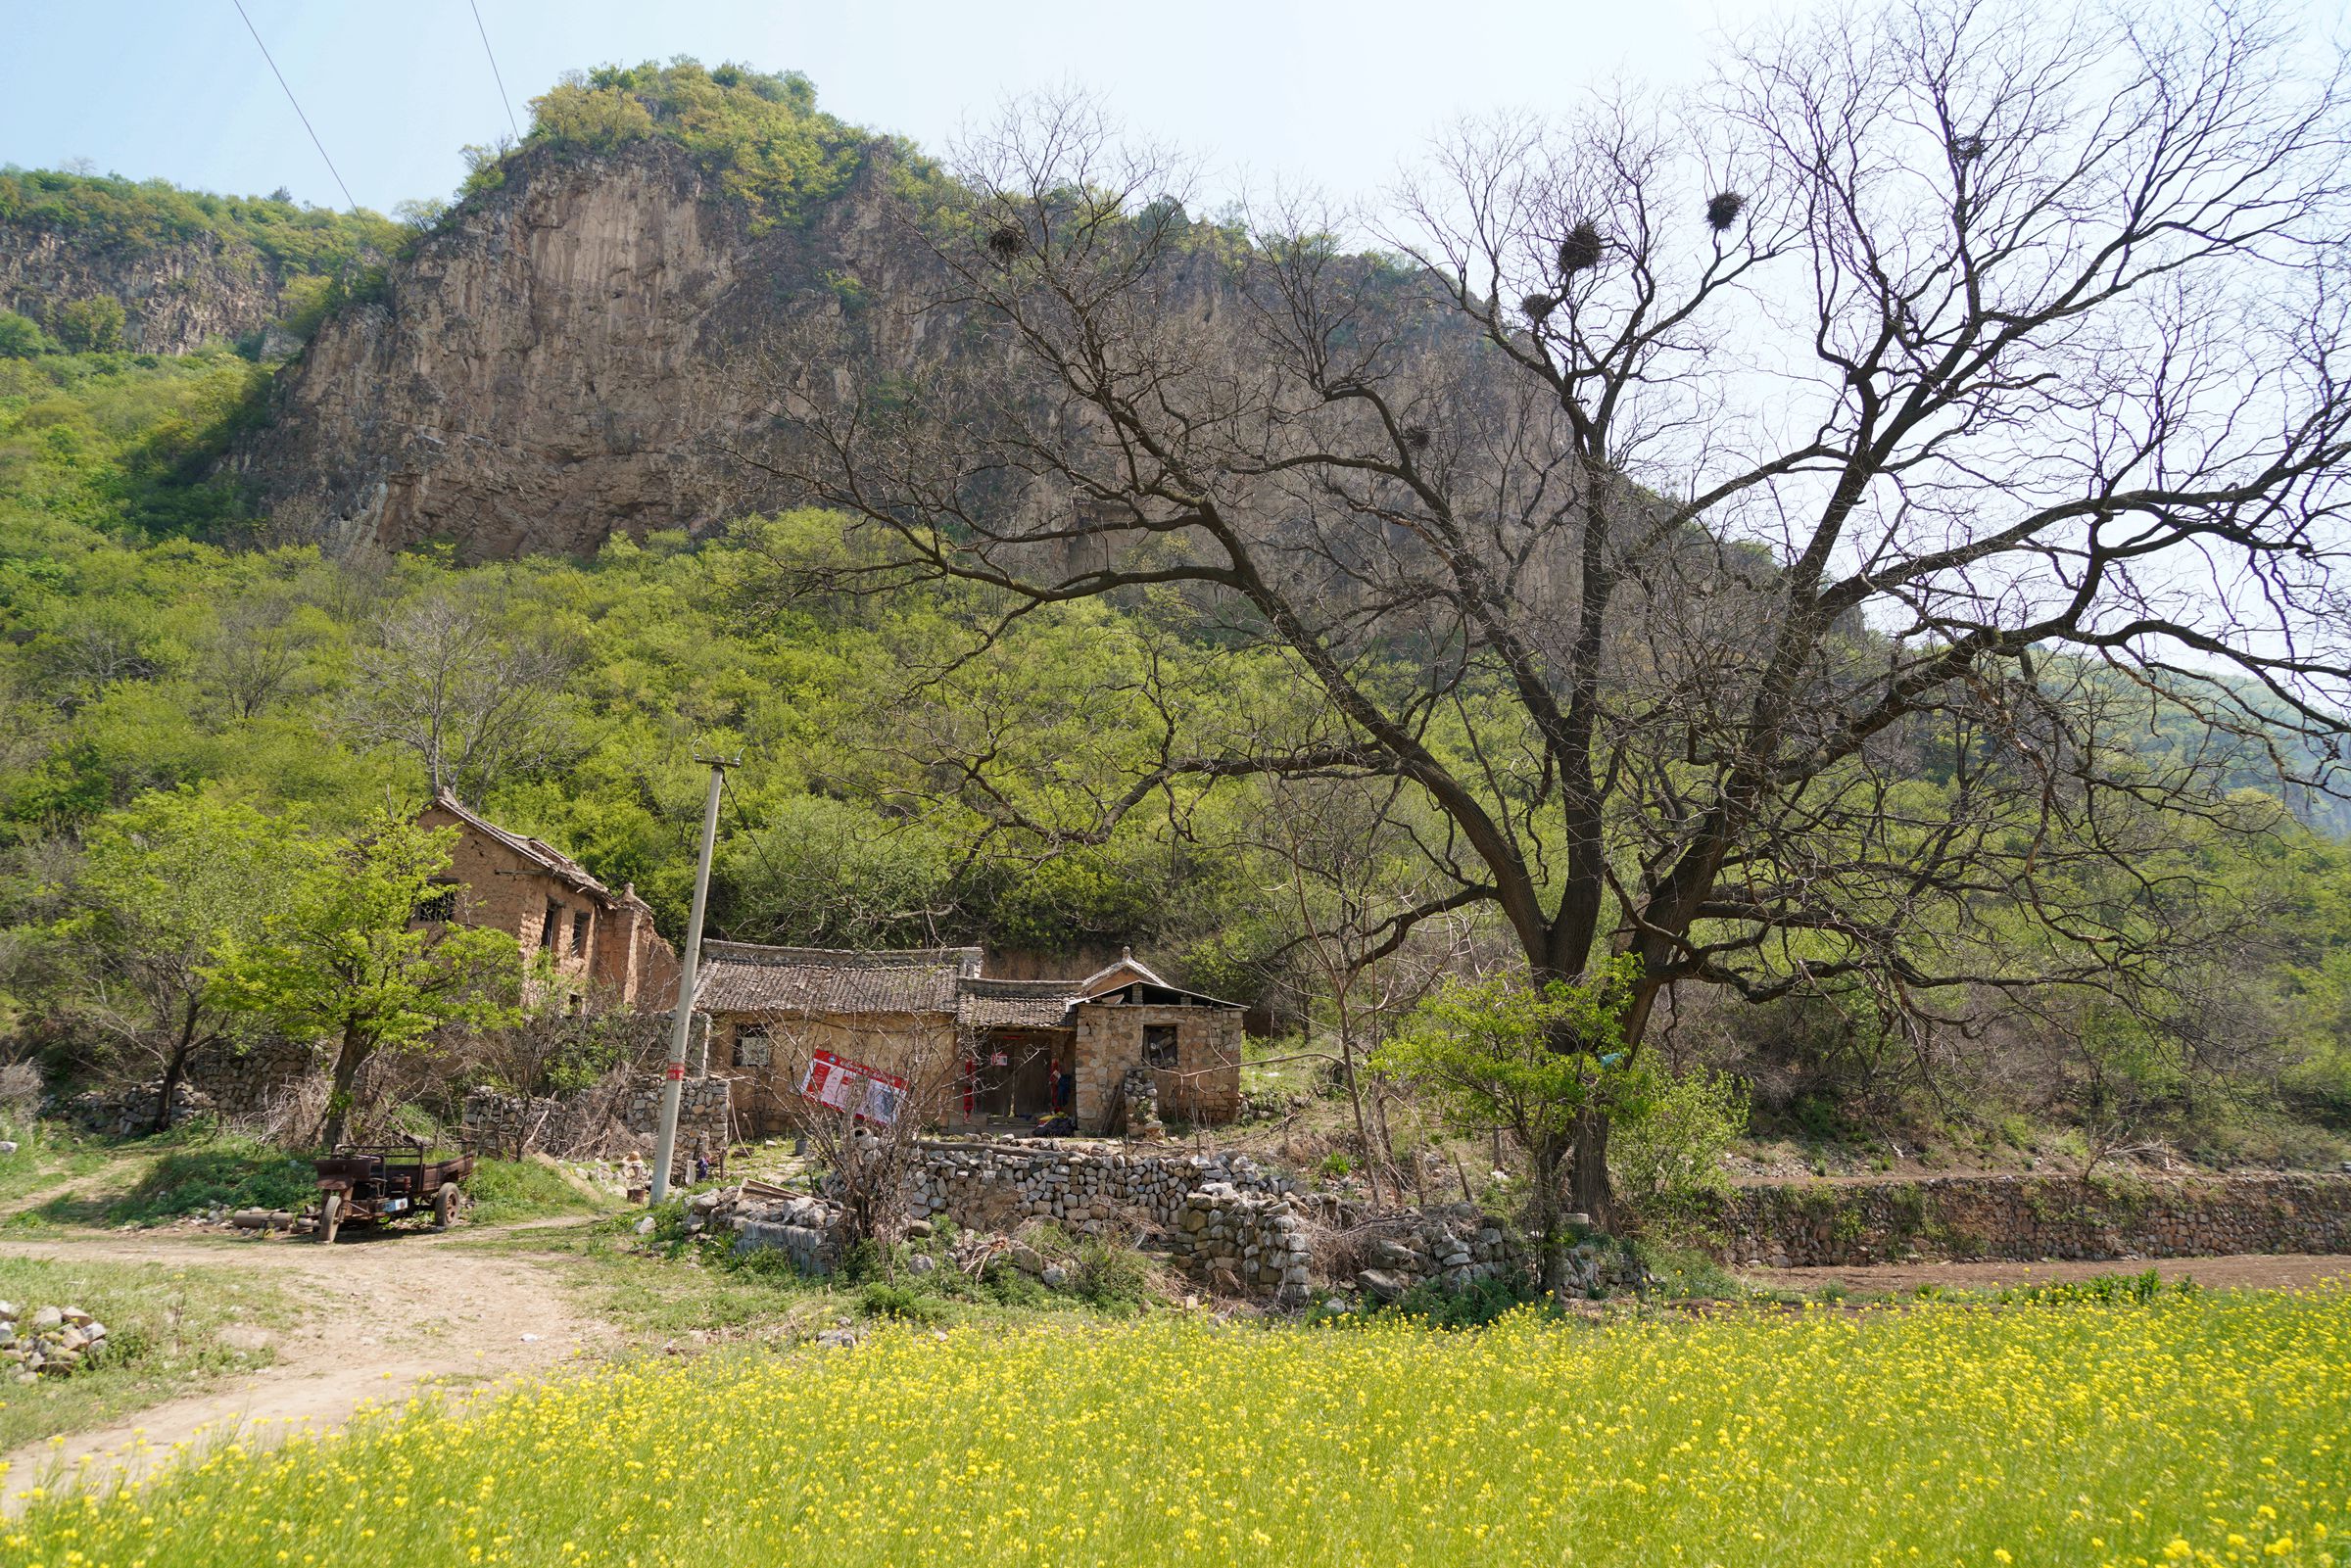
[6,1291,2347,1567]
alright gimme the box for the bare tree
[744,0,2351,1220]
[203,593,315,721]
[1248,776,1482,1203]
[343,590,581,798]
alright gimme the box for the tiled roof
[693,942,984,1017]
[957,978,1080,1031]
[425,790,628,908]
[1075,949,1171,998]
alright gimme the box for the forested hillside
[0,166,400,356]
[0,56,2345,1166]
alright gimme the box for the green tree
[1374,961,1642,1293]
[57,789,294,1131]
[51,296,125,353]
[0,309,49,357]
[207,813,521,1148]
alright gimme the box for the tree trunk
[1569,1109,1613,1230]
[318,1023,370,1151]
[1530,1131,1570,1300]
[1335,1016,1382,1208]
[151,998,203,1135]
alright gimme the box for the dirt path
[0,1225,606,1505]
[1748,1252,2351,1293]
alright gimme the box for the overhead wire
[466,0,523,142]
[228,0,358,212]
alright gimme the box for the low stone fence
[461,1072,733,1169]
[1707,1172,2351,1268]
[1169,1182,1316,1301]
[60,1079,213,1138]
[905,1139,1298,1236]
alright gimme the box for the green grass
[459,1158,614,1225]
[0,1253,294,1458]
[0,1121,120,1212]
[7,1288,2346,1564]
[15,1129,313,1227]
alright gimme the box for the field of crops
[7,1289,2347,1567]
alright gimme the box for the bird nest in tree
[985,223,1026,260]
[1557,221,1604,275]
[1705,191,1746,231]
[1520,292,1558,322]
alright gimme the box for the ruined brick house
[416,791,680,1013]
[694,944,1244,1136]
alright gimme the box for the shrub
[1069,1239,1154,1314]
[53,296,126,353]
[1611,1066,1749,1239]
[0,309,51,357]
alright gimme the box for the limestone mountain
[0,166,399,356]
[229,134,912,560]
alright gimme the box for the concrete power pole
[651,752,737,1203]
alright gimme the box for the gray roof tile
[694,942,984,1017]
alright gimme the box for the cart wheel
[436,1181,458,1229]
[320,1191,342,1245]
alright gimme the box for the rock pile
[0,1302,110,1381]
[696,1186,843,1277]
[1121,1068,1166,1141]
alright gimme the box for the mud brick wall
[1707,1173,2351,1268]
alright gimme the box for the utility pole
[651,751,738,1203]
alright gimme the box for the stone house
[416,791,680,1014]
[694,944,1244,1137]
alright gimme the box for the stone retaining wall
[905,1139,1297,1236]
[1708,1172,2351,1268]
[461,1072,732,1168]
[1169,1182,1316,1301]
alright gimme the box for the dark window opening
[414,885,459,924]
[1143,1023,1178,1069]
[571,911,591,956]
[540,898,562,949]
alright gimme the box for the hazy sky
[0,0,1796,214]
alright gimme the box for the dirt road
[0,1225,606,1505]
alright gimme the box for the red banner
[799,1048,909,1125]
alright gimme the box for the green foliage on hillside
[0,166,401,274]
[492,59,868,230]
[0,345,2343,1158]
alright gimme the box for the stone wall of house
[904,1139,1297,1235]
[1707,1173,2351,1268]
[1071,1004,1243,1129]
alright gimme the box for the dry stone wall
[1709,1172,2351,1268]
[461,1071,731,1166]
[905,1139,1297,1236]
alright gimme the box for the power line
[229,0,358,212]
[466,0,523,142]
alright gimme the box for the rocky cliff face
[0,223,293,355]
[237,139,923,561]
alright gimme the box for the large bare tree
[744,0,2351,1218]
